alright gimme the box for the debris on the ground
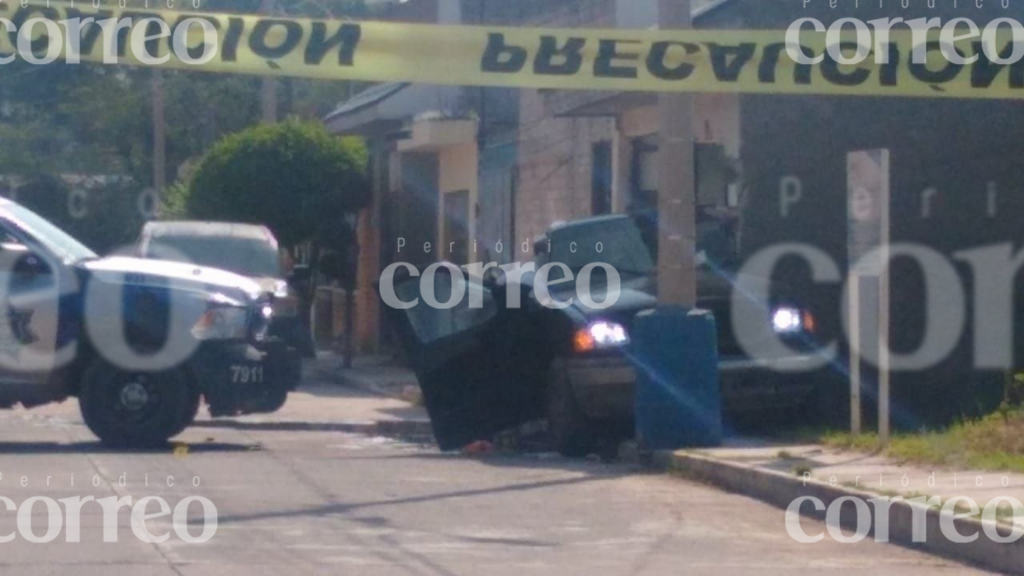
[461,440,495,456]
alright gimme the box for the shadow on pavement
[374,406,429,421]
[0,440,260,455]
[211,473,603,528]
[336,449,648,476]
[191,419,376,434]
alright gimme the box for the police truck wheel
[79,359,197,448]
[250,383,289,413]
[546,363,594,458]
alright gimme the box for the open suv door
[384,264,542,450]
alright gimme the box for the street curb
[616,442,677,470]
[307,361,413,401]
[339,372,410,401]
[668,451,1024,575]
[306,360,347,386]
[299,360,433,441]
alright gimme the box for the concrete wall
[514,0,743,256]
[517,92,616,256]
[515,0,617,257]
[438,142,479,260]
[619,97,741,157]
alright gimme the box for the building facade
[326,0,525,352]
[514,0,742,265]
[330,0,1024,428]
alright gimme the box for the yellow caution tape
[1,1,1022,99]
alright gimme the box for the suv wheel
[79,359,198,448]
[546,362,594,457]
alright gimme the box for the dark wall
[728,1,1024,426]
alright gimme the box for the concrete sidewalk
[684,442,1024,519]
[307,352,423,403]
[667,441,1024,574]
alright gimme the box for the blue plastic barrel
[632,307,722,449]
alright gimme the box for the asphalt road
[0,385,993,576]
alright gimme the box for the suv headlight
[772,307,815,335]
[574,321,630,353]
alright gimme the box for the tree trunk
[303,242,321,356]
[343,284,355,369]
[343,243,359,369]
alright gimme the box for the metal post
[879,183,892,447]
[657,0,697,307]
[879,275,891,445]
[848,274,862,435]
[151,69,166,191]
[260,0,279,123]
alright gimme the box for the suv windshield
[3,202,97,264]
[548,218,655,277]
[145,236,281,278]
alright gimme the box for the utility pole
[477,0,487,153]
[261,0,279,123]
[633,0,720,450]
[152,69,167,191]
[656,0,696,307]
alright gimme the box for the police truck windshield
[3,201,98,264]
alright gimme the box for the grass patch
[793,464,812,477]
[820,409,1024,473]
[821,431,883,453]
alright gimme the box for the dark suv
[387,215,833,456]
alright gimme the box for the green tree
[186,120,370,360]
[0,0,381,263]
[0,0,376,186]
[187,120,369,246]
